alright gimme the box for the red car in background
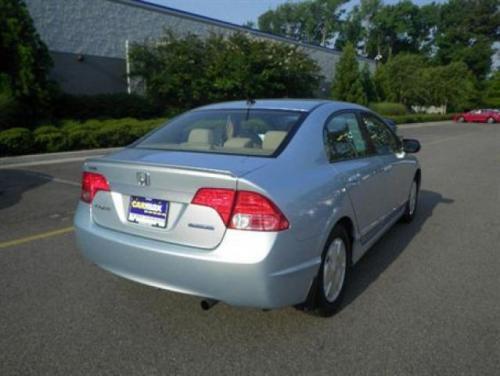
[453,109,500,123]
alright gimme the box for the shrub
[65,128,99,150]
[33,125,67,152]
[52,93,163,120]
[1,117,165,155]
[126,118,165,139]
[94,122,135,147]
[130,31,321,109]
[0,127,33,155]
[389,113,452,124]
[369,102,408,116]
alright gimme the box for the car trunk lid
[84,149,268,249]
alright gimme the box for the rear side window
[361,113,400,154]
[135,109,304,157]
[324,112,369,161]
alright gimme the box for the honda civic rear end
[74,102,321,308]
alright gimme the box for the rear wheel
[401,179,418,223]
[310,225,350,317]
[458,116,465,122]
[487,117,495,124]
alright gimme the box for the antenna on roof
[245,98,255,120]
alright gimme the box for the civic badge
[136,172,150,186]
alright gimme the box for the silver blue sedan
[74,99,421,317]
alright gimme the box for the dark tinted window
[135,110,303,156]
[361,113,401,154]
[324,112,369,161]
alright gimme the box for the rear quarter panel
[239,104,358,271]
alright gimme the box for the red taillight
[191,188,236,225]
[230,191,289,231]
[191,188,289,231]
[81,172,110,203]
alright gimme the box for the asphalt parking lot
[1,121,499,375]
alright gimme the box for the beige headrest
[224,137,252,148]
[187,128,214,144]
[263,131,287,150]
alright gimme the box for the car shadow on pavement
[342,189,454,309]
[0,169,52,210]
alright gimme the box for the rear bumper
[74,203,319,308]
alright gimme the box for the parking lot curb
[0,148,121,168]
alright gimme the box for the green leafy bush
[33,125,67,152]
[94,121,134,147]
[65,128,99,150]
[130,31,321,109]
[374,55,479,112]
[0,127,33,155]
[389,114,452,124]
[369,102,408,116]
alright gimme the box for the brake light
[81,172,110,203]
[191,188,289,231]
[230,191,289,231]
[191,188,236,225]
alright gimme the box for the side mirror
[403,139,421,153]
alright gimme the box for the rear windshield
[135,109,305,157]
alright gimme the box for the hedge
[0,118,165,156]
[369,102,408,116]
[0,128,34,155]
[389,113,453,124]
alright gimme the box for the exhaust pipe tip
[200,299,219,311]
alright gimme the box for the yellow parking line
[0,226,74,249]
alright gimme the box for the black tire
[309,225,351,317]
[401,179,419,223]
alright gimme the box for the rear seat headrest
[187,128,214,144]
[224,137,252,148]
[262,131,287,150]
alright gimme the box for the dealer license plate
[127,196,168,228]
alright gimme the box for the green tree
[374,53,427,106]
[365,0,429,60]
[415,62,478,111]
[130,31,321,110]
[483,70,500,108]
[360,63,377,103]
[376,55,478,111]
[346,78,367,105]
[0,0,53,107]
[335,0,393,55]
[434,0,500,80]
[331,43,366,104]
[258,0,347,46]
[335,5,363,51]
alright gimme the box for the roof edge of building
[107,0,373,62]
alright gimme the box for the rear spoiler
[83,157,237,178]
